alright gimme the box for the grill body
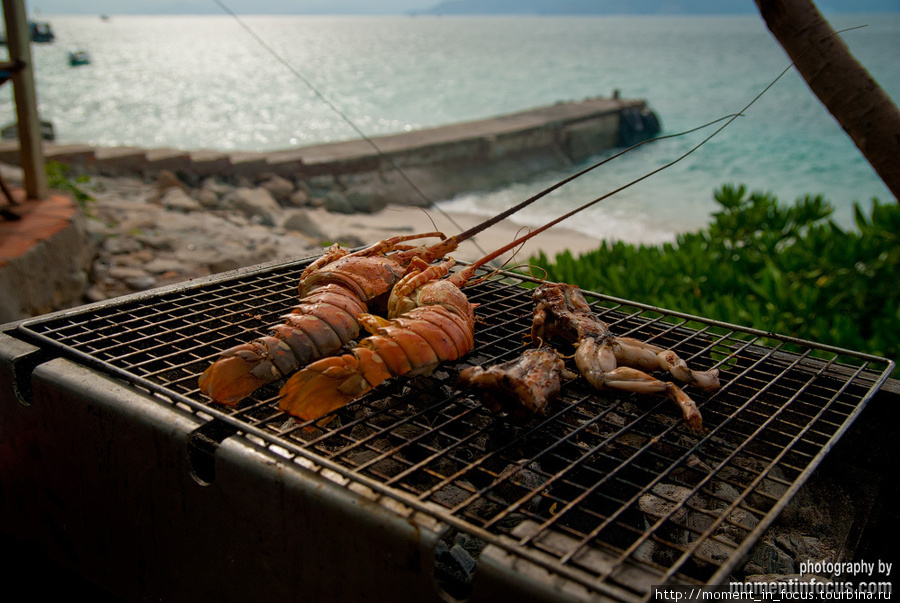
[0,254,893,602]
[0,336,445,602]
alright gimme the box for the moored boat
[29,21,55,43]
[68,50,91,66]
[1,119,55,141]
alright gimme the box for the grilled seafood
[200,102,753,410]
[532,283,720,431]
[199,105,748,408]
[275,126,739,423]
[198,145,639,406]
[275,175,645,423]
[198,233,461,405]
[278,257,477,421]
[457,346,576,420]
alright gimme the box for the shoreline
[307,203,604,265]
[0,164,606,318]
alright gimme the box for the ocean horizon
[3,13,898,244]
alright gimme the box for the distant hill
[418,0,899,15]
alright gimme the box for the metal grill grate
[13,254,894,601]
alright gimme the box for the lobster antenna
[213,2,863,263]
[461,25,868,276]
[212,0,490,252]
[211,0,726,255]
[448,113,738,244]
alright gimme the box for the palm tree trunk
[754,0,900,201]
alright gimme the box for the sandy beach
[306,203,604,266]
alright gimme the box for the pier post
[2,0,48,200]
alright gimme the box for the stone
[156,169,189,196]
[287,188,310,206]
[135,233,177,251]
[201,176,234,195]
[249,213,276,227]
[125,275,157,290]
[225,187,281,223]
[306,175,338,194]
[322,191,354,214]
[143,258,186,274]
[260,175,295,202]
[114,214,158,233]
[84,286,107,303]
[282,209,326,240]
[206,244,277,274]
[207,256,244,274]
[108,265,152,280]
[346,188,388,213]
[160,188,202,212]
[195,188,219,208]
[112,250,154,267]
[103,236,142,254]
[331,233,365,248]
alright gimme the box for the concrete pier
[0,97,659,206]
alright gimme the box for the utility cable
[212,0,489,253]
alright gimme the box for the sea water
[3,13,898,243]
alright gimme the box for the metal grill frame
[8,253,895,601]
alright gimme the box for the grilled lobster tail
[198,235,452,405]
[279,260,476,422]
[198,282,368,406]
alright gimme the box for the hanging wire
[211,1,864,263]
[212,0,492,253]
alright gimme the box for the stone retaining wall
[0,192,90,323]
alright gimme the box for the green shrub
[529,184,898,371]
[46,161,93,209]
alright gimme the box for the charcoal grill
[0,252,893,602]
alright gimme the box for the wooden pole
[2,0,48,200]
[755,0,900,201]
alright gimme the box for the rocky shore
[78,169,328,302]
[2,163,603,312]
[1,97,662,319]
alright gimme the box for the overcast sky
[27,0,897,15]
[31,1,435,15]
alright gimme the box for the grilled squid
[532,282,720,431]
[457,347,576,420]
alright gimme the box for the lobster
[199,123,675,407]
[199,232,450,406]
[276,169,659,422]
[278,256,477,421]
[274,110,745,423]
[531,282,721,431]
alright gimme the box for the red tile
[0,190,78,266]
